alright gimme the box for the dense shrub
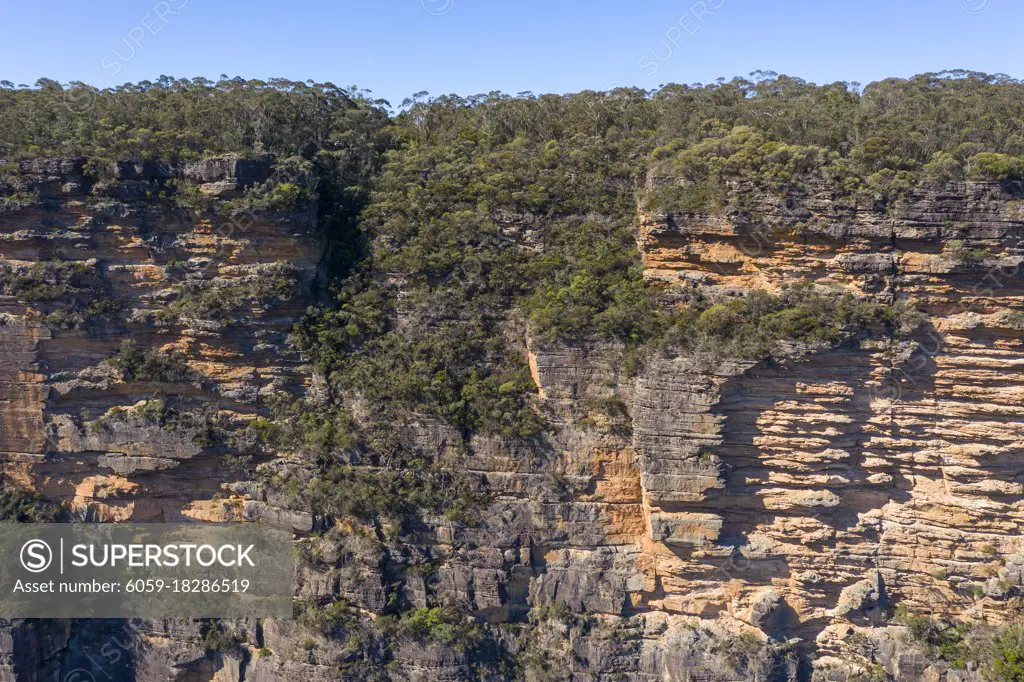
[331,326,544,438]
[294,88,661,442]
[524,217,663,344]
[0,259,121,328]
[294,599,488,677]
[894,607,1024,680]
[0,477,60,522]
[989,625,1024,682]
[895,605,972,669]
[36,297,122,329]
[104,340,197,383]
[225,157,316,213]
[264,463,490,529]
[659,284,925,363]
[201,622,242,655]
[391,607,483,652]
[968,153,1024,181]
[945,240,995,267]
[0,259,106,302]
[647,126,838,213]
[88,398,224,448]
[168,263,299,322]
[243,398,358,460]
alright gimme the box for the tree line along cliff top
[2,71,1022,442]
[4,71,1024,174]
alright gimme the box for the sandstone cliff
[2,158,1024,681]
[0,156,321,520]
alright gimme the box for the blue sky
[1,0,1020,107]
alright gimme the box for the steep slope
[632,177,1024,670]
[0,157,322,520]
[5,73,1024,681]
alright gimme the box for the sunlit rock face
[626,178,1024,671]
[0,157,321,521]
[4,156,1024,680]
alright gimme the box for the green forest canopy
[4,70,1024,173]
[0,70,1019,440]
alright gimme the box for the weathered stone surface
[628,178,1024,674]
[0,157,321,516]
[4,164,1024,679]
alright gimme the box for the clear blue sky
[1,0,1020,107]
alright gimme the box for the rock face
[0,156,321,522]
[628,179,1024,674]
[3,161,1024,680]
[0,157,328,678]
